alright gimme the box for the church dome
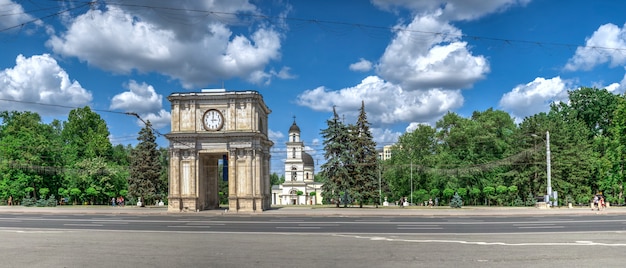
[289,120,300,133]
[303,152,314,167]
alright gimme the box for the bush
[525,192,535,206]
[513,196,525,207]
[35,194,57,207]
[22,196,36,207]
[450,192,463,208]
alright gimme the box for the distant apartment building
[378,145,393,160]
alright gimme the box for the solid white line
[517,226,564,229]
[276,227,321,229]
[167,225,212,228]
[63,224,103,227]
[185,222,225,226]
[91,221,129,225]
[513,223,555,226]
[397,227,443,230]
[298,223,339,227]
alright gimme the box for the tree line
[0,107,166,206]
[319,87,626,207]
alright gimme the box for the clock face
[203,109,224,131]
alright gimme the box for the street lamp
[410,160,413,205]
[532,131,553,205]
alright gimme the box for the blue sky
[2,0,626,176]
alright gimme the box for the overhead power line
[1,1,625,53]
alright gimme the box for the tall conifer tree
[320,107,352,207]
[351,101,379,207]
[129,121,161,206]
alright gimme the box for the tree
[128,121,161,206]
[0,111,62,202]
[350,101,379,207]
[450,192,463,208]
[61,106,113,164]
[320,107,352,207]
[270,172,284,186]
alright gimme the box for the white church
[271,119,323,205]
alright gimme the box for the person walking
[8,195,12,206]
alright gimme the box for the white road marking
[335,234,626,247]
[63,224,103,227]
[276,227,321,229]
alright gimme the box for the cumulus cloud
[0,0,40,31]
[0,54,92,114]
[376,12,489,91]
[565,23,626,71]
[349,58,373,72]
[371,127,402,148]
[605,71,626,94]
[47,1,283,88]
[297,76,463,125]
[110,80,170,129]
[498,76,571,120]
[371,0,531,21]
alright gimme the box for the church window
[291,166,297,181]
[292,148,296,158]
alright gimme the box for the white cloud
[141,110,171,130]
[376,13,489,91]
[349,58,373,72]
[297,76,463,125]
[109,80,170,129]
[0,0,40,31]
[110,81,161,114]
[498,77,571,121]
[47,2,282,89]
[371,0,531,21]
[0,54,92,114]
[605,71,626,94]
[371,127,402,147]
[565,23,626,71]
[273,66,297,79]
[268,129,284,141]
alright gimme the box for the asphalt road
[2,212,626,267]
[1,212,626,234]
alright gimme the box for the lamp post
[546,131,552,203]
[378,162,382,206]
[410,160,413,205]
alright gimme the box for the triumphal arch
[165,89,273,212]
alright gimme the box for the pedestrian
[592,195,598,211]
[435,197,439,207]
[8,195,12,206]
[111,197,116,207]
[428,198,433,207]
[600,196,606,210]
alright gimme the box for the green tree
[350,101,379,207]
[61,106,113,164]
[270,172,284,186]
[0,111,62,202]
[128,121,162,206]
[483,186,495,206]
[320,107,352,207]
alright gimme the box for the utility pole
[410,161,413,205]
[546,131,552,204]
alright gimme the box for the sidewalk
[2,204,626,216]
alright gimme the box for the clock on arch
[202,109,224,131]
